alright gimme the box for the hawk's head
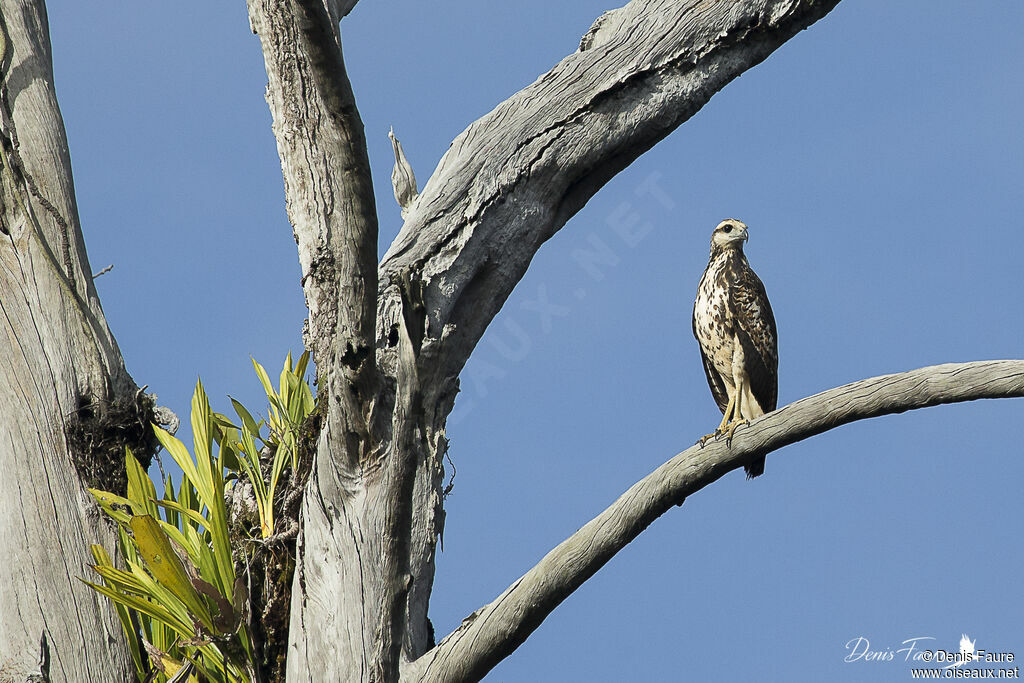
[708,219,749,248]
[710,219,749,251]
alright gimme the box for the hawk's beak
[741,228,749,243]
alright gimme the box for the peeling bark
[388,128,418,220]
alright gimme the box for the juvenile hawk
[692,219,778,477]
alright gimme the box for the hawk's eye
[722,225,733,233]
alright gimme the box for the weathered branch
[247,0,379,457]
[378,0,841,394]
[247,3,434,680]
[249,1,850,679]
[405,360,1024,683]
[389,128,418,219]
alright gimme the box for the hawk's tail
[744,456,765,479]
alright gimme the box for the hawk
[692,219,778,477]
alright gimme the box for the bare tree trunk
[0,1,152,681]
[246,1,441,679]
[245,1,844,681]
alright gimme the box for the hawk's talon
[697,432,718,448]
[723,418,748,446]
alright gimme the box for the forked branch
[378,0,842,392]
[405,360,1024,683]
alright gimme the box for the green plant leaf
[130,515,213,632]
[177,476,200,535]
[125,557,200,636]
[284,373,305,424]
[154,427,201,497]
[91,562,150,596]
[162,474,181,533]
[81,577,193,638]
[89,545,145,677]
[212,411,240,433]
[193,382,236,595]
[154,499,209,534]
[294,349,311,381]
[229,397,262,442]
[88,488,133,526]
[251,358,274,402]
[125,448,159,518]
[234,418,272,537]
[158,519,201,567]
[279,352,293,407]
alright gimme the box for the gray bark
[377,0,843,392]
[0,1,1019,682]
[245,0,845,681]
[246,1,418,681]
[405,360,1024,683]
[0,1,138,680]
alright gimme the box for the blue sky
[49,1,1022,681]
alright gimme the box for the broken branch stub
[389,127,419,218]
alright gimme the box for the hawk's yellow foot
[698,395,738,447]
[723,418,749,446]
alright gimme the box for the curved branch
[377,0,841,391]
[405,360,1024,683]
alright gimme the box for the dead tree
[2,0,1023,681]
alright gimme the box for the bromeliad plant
[83,352,316,683]
[227,351,315,539]
[87,382,252,682]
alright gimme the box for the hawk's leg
[723,416,749,446]
[698,388,754,447]
[725,374,764,445]
[699,393,738,447]
[723,377,756,445]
